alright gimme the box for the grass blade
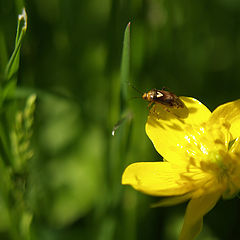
[120,22,131,111]
[5,8,27,81]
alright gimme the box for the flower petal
[179,192,221,240]
[146,97,211,163]
[174,97,211,124]
[122,162,195,196]
[210,99,240,140]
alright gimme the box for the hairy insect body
[142,89,184,109]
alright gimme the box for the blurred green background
[1,0,240,240]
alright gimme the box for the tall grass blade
[5,8,27,81]
[120,22,131,111]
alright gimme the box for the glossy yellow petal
[146,97,211,163]
[175,97,211,124]
[122,162,196,196]
[210,99,240,139]
[179,192,221,240]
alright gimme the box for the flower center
[182,122,240,198]
[198,148,240,198]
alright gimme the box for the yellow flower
[122,97,240,240]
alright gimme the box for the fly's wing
[155,91,185,108]
[154,90,175,106]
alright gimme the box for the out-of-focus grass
[0,7,35,240]
[0,0,240,240]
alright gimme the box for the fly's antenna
[127,81,144,95]
[129,96,142,100]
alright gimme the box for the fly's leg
[148,103,160,118]
[147,102,154,110]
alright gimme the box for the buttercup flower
[122,97,240,240]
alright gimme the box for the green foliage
[120,22,130,110]
[0,7,35,240]
[5,8,27,81]
[1,8,27,106]
[10,94,36,172]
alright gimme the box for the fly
[142,88,184,109]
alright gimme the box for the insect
[142,88,184,109]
